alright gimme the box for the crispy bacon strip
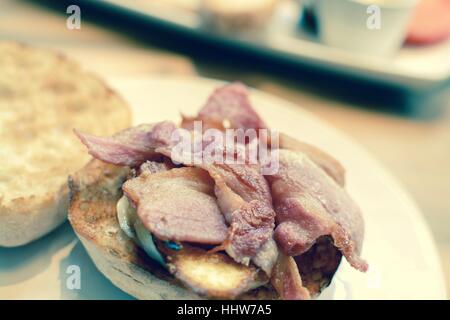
[73,82,368,300]
[279,133,346,186]
[206,164,277,274]
[181,82,266,131]
[266,149,368,272]
[74,121,177,167]
[123,167,228,244]
[175,83,277,273]
[157,143,278,275]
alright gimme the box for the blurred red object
[406,0,450,45]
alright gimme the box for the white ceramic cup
[315,0,419,56]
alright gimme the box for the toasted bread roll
[0,42,131,247]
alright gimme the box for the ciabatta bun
[0,42,132,246]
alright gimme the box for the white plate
[0,77,446,299]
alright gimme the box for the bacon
[157,143,278,275]
[266,149,368,272]
[133,135,279,274]
[208,165,277,271]
[73,82,368,300]
[74,121,177,167]
[207,164,278,274]
[222,200,275,258]
[123,167,228,244]
[181,115,226,132]
[182,82,266,131]
[278,133,346,186]
[210,166,278,275]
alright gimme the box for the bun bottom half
[68,159,276,300]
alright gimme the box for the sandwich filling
[75,82,368,299]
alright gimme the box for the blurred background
[1,0,449,295]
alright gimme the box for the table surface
[1,0,449,297]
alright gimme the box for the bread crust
[0,183,69,247]
[0,42,132,246]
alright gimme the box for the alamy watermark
[366,5,381,30]
[66,5,81,30]
[170,121,279,175]
[66,265,81,290]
